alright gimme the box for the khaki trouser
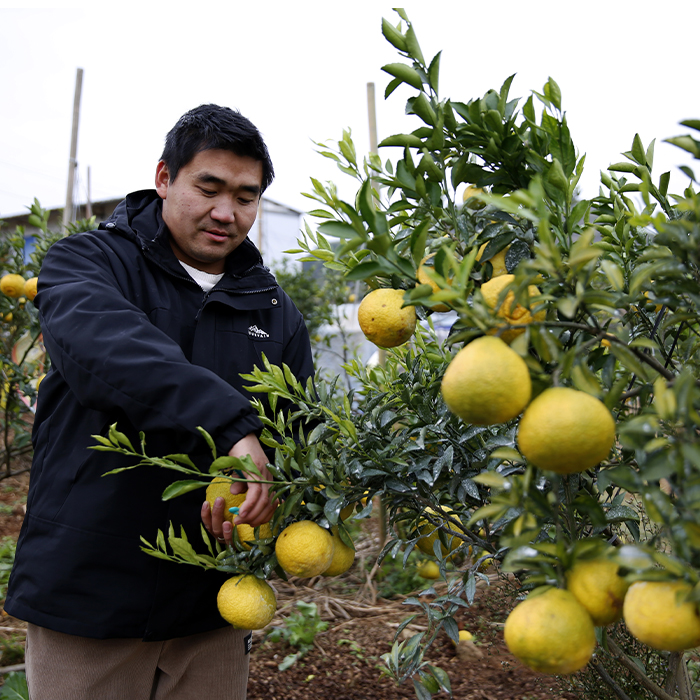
[25,623,250,700]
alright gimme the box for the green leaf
[381,18,408,52]
[92,434,114,447]
[604,505,640,524]
[108,424,134,450]
[162,479,207,501]
[418,153,442,181]
[544,77,562,112]
[489,447,523,462]
[379,133,424,149]
[600,259,625,292]
[209,455,244,473]
[385,77,404,100]
[472,472,507,489]
[381,63,423,91]
[571,363,602,398]
[546,159,569,194]
[630,134,647,166]
[197,426,218,461]
[556,296,579,319]
[608,162,637,173]
[609,344,650,381]
[664,135,700,158]
[404,23,425,65]
[162,453,197,468]
[0,672,29,699]
[344,261,385,281]
[427,52,441,93]
[410,221,430,268]
[410,93,437,126]
[168,533,200,564]
[318,221,364,240]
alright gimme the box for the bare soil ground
[0,476,579,699]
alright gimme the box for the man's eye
[199,188,217,196]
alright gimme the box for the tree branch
[591,658,633,700]
[606,637,678,700]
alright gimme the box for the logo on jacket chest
[248,324,270,339]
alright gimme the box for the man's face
[155,148,263,274]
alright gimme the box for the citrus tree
[273,9,700,699]
[84,11,700,697]
[0,202,93,478]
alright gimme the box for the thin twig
[0,663,25,674]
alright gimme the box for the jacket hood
[100,190,276,285]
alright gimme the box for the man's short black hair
[160,104,274,192]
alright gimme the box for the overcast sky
[1,3,698,227]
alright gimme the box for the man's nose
[211,200,235,223]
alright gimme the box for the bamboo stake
[62,68,83,230]
[367,81,387,548]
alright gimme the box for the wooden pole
[367,82,388,548]
[63,68,83,230]
[86,165,93,219]
[367,82,379,155]
[367,83,385,369]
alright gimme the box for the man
[5,104,314,699]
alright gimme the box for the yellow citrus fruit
[517,387,616,473]
[504,587,596,675]
[417,560,441,579]
[340,503,355,521]
[441,336,532,425]
[275,520,335,578]
[416,255,451,312]
[35,374,45,392]
[0,274,26,298]
[357,288,417,348]
[416,507,462,557]
[566,558,630,626]
[217,574,277,630]
[462,185,485,208]
[24,277,38,301]
[623,580,700,651]
[205,477,247,523]
[476,243,510,277]
[452,629,474,645]
[322,527,355,577]
[2,313,12,323]
[480,274,545,343]
[236,521,273,550]
[473,550,495,571]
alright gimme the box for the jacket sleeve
[36,232,263,456]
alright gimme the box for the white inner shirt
[178,261,225,292]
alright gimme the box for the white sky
[1,3,698,226]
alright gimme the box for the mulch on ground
[247,573,578,700]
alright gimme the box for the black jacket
[5,190,314,640]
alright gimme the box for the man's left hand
[201,433,278,546]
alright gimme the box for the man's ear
[155,161,171,199]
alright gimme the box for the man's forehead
[187,151,263,190]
